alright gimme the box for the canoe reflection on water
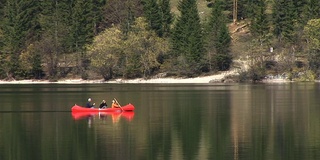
[71,111,135,124]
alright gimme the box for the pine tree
[272,0,296,43]
[91,0,106,35]
[70,0,94,52]
[171,0,205,76]
[249,0,269,44]
[119,0,144,37]
[143,0,163,36]
[159,0,173,37]
[0,0,5,49]
[39,0,71,78]
[304,0,320,20]
[206,0,232,71]
[2,0,40,53]
[1,0,41,78]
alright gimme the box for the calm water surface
[0,83,320,160]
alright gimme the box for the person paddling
[86,98,95,108]
[111,100,119,108]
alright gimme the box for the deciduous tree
[123,17,169,78]
[87,26,123,80]
[304,19,320,73]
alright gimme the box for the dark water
[0,83,320,160]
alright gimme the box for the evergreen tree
[91,0,107,35]
[171,0,205,76]
[70,0,94,52]
[215,25,232,71]
[2,0,40,53]
[223,0,251,21]
[206,0,232,71]
[304,0,320,20]
[159,0,173,37]
[0,0,6,51]
[104,0,144,29]
[119,0,144,36]
[272,0,296,43]
[143,0,163,37]
[1,0,41,78]
[249,0,269,44]
[292,0,307,21]
[0,0,5,25]
[69,0,106,49]
[39,0,71,78]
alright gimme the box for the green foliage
[304,19,320,51]
[272,0,298,43]
[159,0,173,37]
[143,0,163,36]
[143,0,173,37]
[19,44,43,79]
[87,26,123,80]
[215,19,231,55]
[239,65,266,82]
[171,0,205,76]
[123,17,170,78]
[1,0,320,81]
[35,33,61,79]
[304,19,320,73]
[116,0,144,36]
[0,0,41,78]
[88,17,170,79]
[206,0,232,71]
[91,0,107,34]
[0,28,3,50]
[1,0,40,54]
[308,50,320,74]
[249,0,269,42]
[215,24,232,71]
[293,70,315,82]
[304,0,320,20]
[0,53,10,79]
[69,0,96,52]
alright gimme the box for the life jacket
[112,102,119,108]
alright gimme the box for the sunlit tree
[171,0,205,76]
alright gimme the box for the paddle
[114,98,124,112]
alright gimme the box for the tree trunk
[233,0,238,24]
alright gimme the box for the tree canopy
[1,0,320,81]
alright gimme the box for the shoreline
[0,72,292,84]
[0,70,237,84]
[0,77,228,84]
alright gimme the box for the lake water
[0,83,319,160]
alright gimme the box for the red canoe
[71,103,135,112]
[71,111,135,121]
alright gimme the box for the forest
[0,0,320,82]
